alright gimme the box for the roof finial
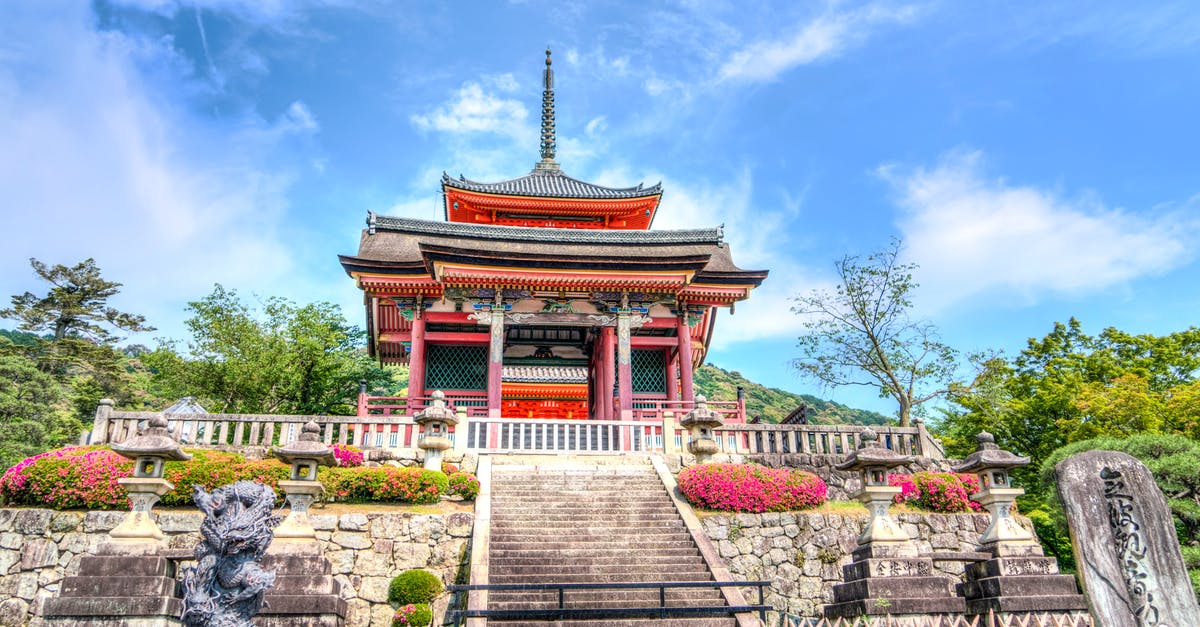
[536,47,559,171]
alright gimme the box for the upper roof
[442,170,663,201]
[372,215,718,245]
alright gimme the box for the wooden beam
[425,331,490,344]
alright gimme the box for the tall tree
[148,285,394,415]
[791,239,957,427]
[2,258,152,343]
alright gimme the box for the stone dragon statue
[181,481,282,627]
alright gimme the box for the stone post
[616,308,633,419]
[487,300,504,418]
[90,398,114,445]
[661,411,678,455]
[453,406,469,453]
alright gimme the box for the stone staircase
[484,458,740,626]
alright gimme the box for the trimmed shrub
[392,603,432,627]
[0,447,131,509]
[388,569,443,605]
[441,462,459,475]
[332,444,364,467]
[447,472,480,501]
[677,463,827,512]
[321,467,448,504]
[888,472,983,513]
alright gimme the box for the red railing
[357,391,488,417]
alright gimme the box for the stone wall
[700,511,1030,620]
[0,508,473,627]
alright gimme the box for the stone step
[491,523,686,534]
[488,572,715,584]
[490,555,706,567]
[487,617,737,626]
[489,589,725,604]
[489,539,700,551]
[490,565,712,578]
[491,548,702,559]
[59,575,177,598]
[488,512,682,521]
[77,555,175,578]
[489,595,726,610]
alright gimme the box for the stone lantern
[826,428,966,619]
[109,413,192,547]
[835,428,914,554]
[952,431,1039,557]
[415,390,458,471]
[271,421,335,542]
[680,395,723,463]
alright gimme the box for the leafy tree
[148,285,393,415]
[792,239,957,427]
[0,342,81,469]
[2,257,151,344]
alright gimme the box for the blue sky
[2,1,1198,415]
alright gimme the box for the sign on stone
[1055,450,1200,627]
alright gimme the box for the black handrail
[446,580,771,624]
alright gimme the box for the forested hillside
[695,364,891,425]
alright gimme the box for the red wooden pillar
[601,327,615,421]
[407,316,426,414]
[666,352,679,402]
[677,316,694,402]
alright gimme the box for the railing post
[357,379,368,417]
[90,399,114,444]
[662,411,678,454]
[913,419,945,459]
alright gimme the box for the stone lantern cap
[951,431,1030,473]
[836,428,911,472]
[414,391,459,427]
[680,395,723,429]
[111,414,192,462]
[272,421,335,466]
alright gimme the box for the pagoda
[340,50,767,421]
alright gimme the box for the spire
[536,47,559,171]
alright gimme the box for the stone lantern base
[271,480,325,550]
[106,477,173,551]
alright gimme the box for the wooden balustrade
[91,403,943,460]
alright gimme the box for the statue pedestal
[271,480,324,544]
[107,477,173,546]
[42,554,183,626]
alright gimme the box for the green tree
[791,239,957,427]
[0,342,81,469]
[149,285,393,415]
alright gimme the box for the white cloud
[884,149,1198,310]
[0,3,322,340]
[410,81,529,136]
[718,3,918,83]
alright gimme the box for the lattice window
[631,349,666,394]
[425,344,487,391]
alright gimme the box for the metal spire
[536,47,559,170]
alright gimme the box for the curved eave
[442,171,663,200]
[338,254,428,277]
[419,244,712,274]
[693,269,770,288]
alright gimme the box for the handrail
[446,580,770,624]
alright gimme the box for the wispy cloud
[717,3,919,83]
[882,149,1199,310]
[410,79,529,137]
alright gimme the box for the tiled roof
[443,170,662,200]
[502,365,588,383]
[372,215,722,245]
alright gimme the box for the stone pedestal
[107,477,173,548]
[825,543,966,618]
[271,480,324,544]
[41,554,183,626]
[256,553,347,627]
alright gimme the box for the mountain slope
[694,364,891,426]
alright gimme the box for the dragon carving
[181,481,281,627]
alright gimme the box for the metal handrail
[446,580,771,624]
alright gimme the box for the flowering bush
[0,447,131,509]
[332,444,364,467]
[392,603,432,627]
[889,471,983,513]
[1,447,448,509]
[440,462,459,474]
[321,467,448,504]
[677,463,827,512]
[447,472,480,501]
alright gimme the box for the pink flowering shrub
[0,447,132,509]
[447,472,480,501]
[332,444,364,467]
[392,603,432,626]
[321,467,448,504]
[678,463,827,512]
[888,471,984,513]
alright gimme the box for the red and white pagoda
[340,50,766,421]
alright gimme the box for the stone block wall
[700,511,1031,619]
[0,508,473,627]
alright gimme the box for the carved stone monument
[181,481,281,627]
[680,395,723,463]
[1055,450,1200,627]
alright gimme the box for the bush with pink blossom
[677,463,827,512]
[332,444,364,467]
[888,471,983,513]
